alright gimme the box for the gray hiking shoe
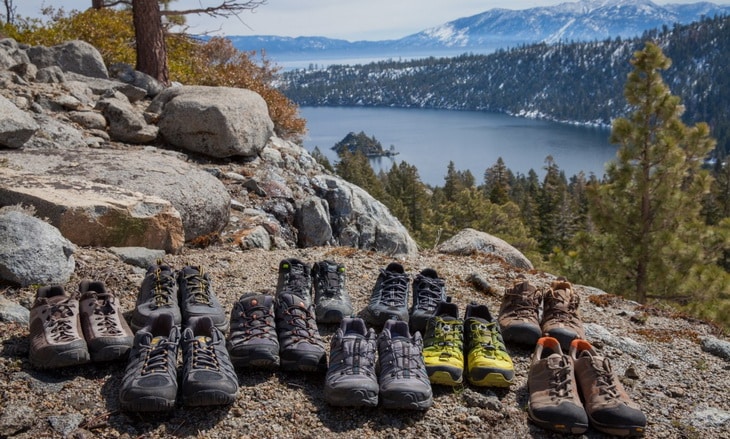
[119,313,180,412]
[130,263,181,333]
[276,258,312,305]
[29,286,90,369]
[571,339,647,437]
[362,262,410,328]
[311,260,353,324]
[177,265,228,333]
[409,268,447,334]
[226,293,280,369]
[527,336,588,434]
[542,277,585,351]
[79,280,134,362]
[498,275,543,347]
[324,317,379,407]
[275,292,327,372]
[377,319,433,410]
[181,316,239,407]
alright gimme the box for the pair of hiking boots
[226,258,344,372]
[361,262,448,333]
[324,318,433,410]
[498,275,585,350]
[422,300,514,388]
[528,336,647,437]
[29,280,134,369]
[130,263,228,334]
[119,313,238,411]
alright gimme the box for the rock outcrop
[0,38,420,270]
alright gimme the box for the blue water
[300,106,618,187]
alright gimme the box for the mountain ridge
[227,0,730,59]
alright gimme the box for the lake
[299,106,618,187]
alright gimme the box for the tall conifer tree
[582,42,726,303]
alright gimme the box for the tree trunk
[132,0,169,85]
[91,0,104,9]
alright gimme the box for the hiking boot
[324,317,379,407]
[119,313,180,412]
[527,336,588,434]
[571,339,647,437]
[361,262,410,328]
[377,319,433,410]
[275,292,327,372]
[498,275,543,347]
[409,268,447,334]
[28,286,90,369]
[311,260,353,324]
[78,280,134,362]
[422,300,464,386]
[178,265,228,333]
[181,316,239,407]
[276,258,312,305]
[542,277,585,351]
[130,263,181,333]
[226,293,280,369]
[464,302,514,387]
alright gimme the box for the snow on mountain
[227,0,730,58]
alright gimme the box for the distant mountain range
[227,0,730,62]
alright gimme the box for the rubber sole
[528,405,589,435]
[427,369,464,386]
[467,371,514,387]
[120,395,176,412]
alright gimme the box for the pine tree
[483,157,513,204]
[579,42,728,303]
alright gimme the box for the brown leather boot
[541,277,585,350]
[527,336,588,434]
[498,275,542,346]
[571,339,647,437]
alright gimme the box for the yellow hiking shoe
[464,302,514,387]
[422,299,464,386]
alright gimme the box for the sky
[13,0,730,41]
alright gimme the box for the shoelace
[318,269,343,299]
[504,290,540,318]
[141,337,174,375]
[282,304,320,344]
[183,269,212,305]
[236,302,274,340]
[379,272,409,305]
[152,268,177,308]
[92,294,124,336]
[282,266,310,295]
[430,319,463,348]
[595,358,620,400]
[189,337,221,371]
[386,338,423,379]
[47,302,77,343]
[548,357,573,400]
[544,290,579,321]
[414,276,444,311]
[468,321,504,357]
[334,337,376,376]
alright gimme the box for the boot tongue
[546,353,567,368]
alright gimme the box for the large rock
[0,170,184,253]
[95,91,158,143]
[148,85,274,158]
[27,40,108,79]
[0,94,38,148]
[0,210,75,286]
[0,148,230,242]
[311,174,418,257]
[437,228,533,270]
[296,196,333,247]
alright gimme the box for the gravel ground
[1,245,729,439]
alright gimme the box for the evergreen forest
[283,15,730,160]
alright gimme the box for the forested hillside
[281,15,730,157]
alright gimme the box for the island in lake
[331,131,399,157]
